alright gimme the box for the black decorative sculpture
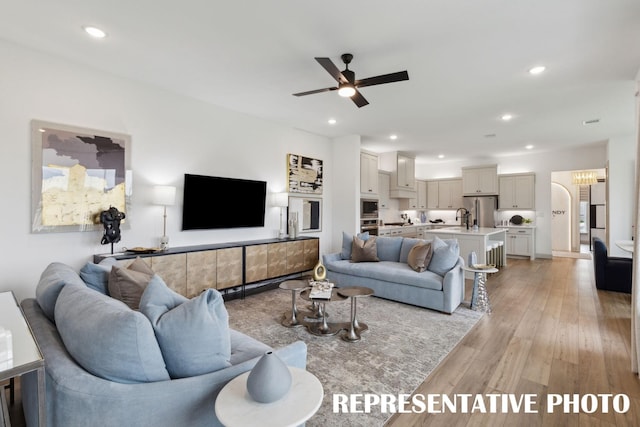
[100,207,126,254]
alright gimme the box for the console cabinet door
[286,241,305,274]
[186,250,217,297]
[268,242,287,278]
[216,247,243,290]
[245,244,269,283]
[150,254,187,295]
[304,239,320,270]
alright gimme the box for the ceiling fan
[293,53,409,108]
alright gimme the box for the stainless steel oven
[360,219,379,236]
[361,198,379,218]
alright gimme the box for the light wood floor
[386,257,640,426]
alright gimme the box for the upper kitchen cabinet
[360,151,379,196]
[379,152,416,198]
[399,179,427,210]
[426,179,463,209]
[499,173,535,210]
[378,171,391,209]
[462,165,499,195]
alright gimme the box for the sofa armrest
[441,256,465,313]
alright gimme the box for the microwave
[361,198,379,218]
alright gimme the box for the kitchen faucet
[455,207,471,229]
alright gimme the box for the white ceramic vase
[246,351,292,403]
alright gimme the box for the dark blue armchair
[592,237,632,293]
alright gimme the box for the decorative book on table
[309,281,334,299]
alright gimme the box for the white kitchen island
[422,227,508,276]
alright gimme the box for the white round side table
[215,367,323,427]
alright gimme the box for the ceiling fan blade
[292,87,338,97]
[355,70,409,88]
[315,57,347,83]
[351,90,369,108]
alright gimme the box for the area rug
[225,289,483,426]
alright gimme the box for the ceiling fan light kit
[293,53,409,107]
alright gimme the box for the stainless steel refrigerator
[463,196,498,228]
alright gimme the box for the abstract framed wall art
[287,153,323,195]
[31,120,132,233]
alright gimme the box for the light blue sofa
[20,262,307,427]
[323,235,465,314]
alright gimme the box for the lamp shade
[271,192,289,208]
[152,185,176,206]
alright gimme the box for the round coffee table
[299,288,347,336]
[278,280,310,327]
[337,286,374,342]
[215,367,323,427]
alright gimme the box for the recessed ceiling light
[438,154,445,159]
[327,118,337,125]
[525,144,534,150]
[83,26,107,38]
[528,65,546,75]
[389,134,398,140]
[501,114,513,121]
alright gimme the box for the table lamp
[271,192,289,239]
[152,185,176,250]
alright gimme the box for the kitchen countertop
[378,223,458,230]
[423,226,507,236]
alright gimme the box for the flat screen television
[182,174,267,230]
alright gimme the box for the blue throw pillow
[428,244,460,276]
[139,276,232,379]
[54,283,170,384]
[341,231,369,259]
[79,258,118,295]
[36,262,87,322]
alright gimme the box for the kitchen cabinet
[505,227,535,260]
[380,152,416,198]
[427,179,463,209]
[399,180,427,210]
[499,173,535,209]
[378,172,391,209]
[360,151,379,196]
[462,165,498,195]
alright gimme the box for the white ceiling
[2,1,640,165]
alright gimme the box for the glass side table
[0,292,46,427]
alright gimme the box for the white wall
[0,40,333,301]
[415,143,635,257]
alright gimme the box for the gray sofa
[323,234,465,313]
[20,262,307,427]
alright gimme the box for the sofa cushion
[428,240,460,276]
[351,235,379,263]
[407,241,433,273]
[376,236,403,262]
[36,262,87,322]
[399,238,425,263]
[79,258,118,295]
[54,283,170,384]
[341,231,369,259]
[108,257,155,310]
[139,276,232,379]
